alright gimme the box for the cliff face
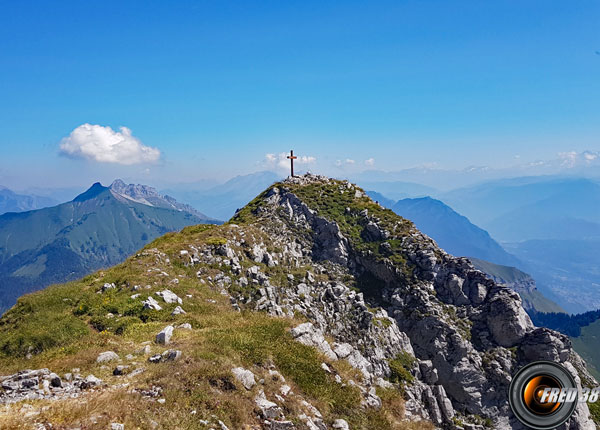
[0,174,596,429]
[224,174,596,429]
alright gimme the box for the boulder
[156,325,174,345]
[171,306,186,316]
[290,323,337,361]
[332,419,349,430]
[96,351,119,363]
[162,350,182,361]
[231,367,256,390]
[82,374,102,389]
[255,391,282,419]
[156,289,182,304]
[143,296,162,311]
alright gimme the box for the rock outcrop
[220,174,596,429]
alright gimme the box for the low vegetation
[0,210,430,429]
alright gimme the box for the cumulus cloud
[59,124,161,165]
[364,158,375,166]
[264,152,317,170]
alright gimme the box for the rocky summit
[0,174,597,430]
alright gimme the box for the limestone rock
[332,419,349,430]
[231,367,256,390]
[255,390,282,419]
[143,296,162,311]
[96,351,119,363]
[156,289,182,304]
[290,323,336,361]
[156,325,174,345]
[171,306,186,315]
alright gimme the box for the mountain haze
[0,186,58,215]
[163,171,281,220]
[368,193,520,267]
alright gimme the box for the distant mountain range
[365,190,566,314]
[439,176,600,313]
[162,171,282,221]
[0,187,58,215]
[367,192,520,267]
[440,176,600,238]
[0,180,217,313]
[110,179,213,220]
[352,180,437,201]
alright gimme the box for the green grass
[571,319,600,381]
[388,351,416,384]
[207,315,363,417]
[588,401,600,426]
[0,179,438,429]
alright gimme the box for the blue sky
[0,0,599,189]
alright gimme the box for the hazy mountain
[0,187,58,215]
[351,180,437,201]
[504,239,600,313]
[369,193,521,267]
[483,179,600,242]
[437,177,600,313]
[0,182,217,313]
[20,186,85,204]
[163,171,282,220]
[440,176,600,229]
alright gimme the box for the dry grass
[0,221,433,429]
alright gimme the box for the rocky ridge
[0,174,597,429]
[222,174,596,429]
[110,179,218,221]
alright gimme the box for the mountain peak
[109,179,217,221]
[110,179,161,200]
[72,182,108,202]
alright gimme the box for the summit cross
[287,150,297,177]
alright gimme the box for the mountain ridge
[366,193,521,268]
[0,174,596,429]
[0,182,218,313]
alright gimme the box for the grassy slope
[0,208,430,430]
[571,319,600,381]
[0,189,213,313]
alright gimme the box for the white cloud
[335,158,356,168]
[264,152,317,170]
[364,158,375,166]
[557,150,600,168]
[59,124,161,165]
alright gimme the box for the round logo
[509,361,578,429]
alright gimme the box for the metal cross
[287,150,297,177]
